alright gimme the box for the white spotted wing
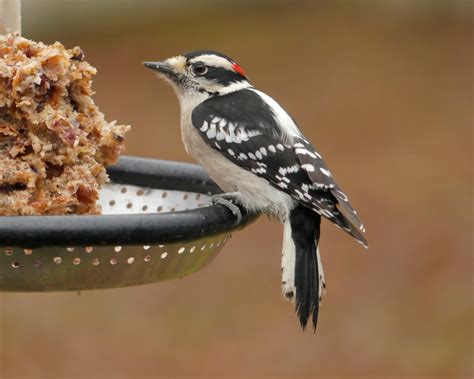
[191,89,367,246]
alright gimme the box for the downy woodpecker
[144,50,368,331]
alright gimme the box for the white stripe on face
[189,54,234,70]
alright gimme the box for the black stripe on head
[184,50,248,84]
[184,50,234,62]
[205,66,246,86]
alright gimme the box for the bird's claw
[211,194,242,225]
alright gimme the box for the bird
[144,50,367,331]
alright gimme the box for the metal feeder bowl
[0,156,257,292]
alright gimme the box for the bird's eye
[192,63,208,76]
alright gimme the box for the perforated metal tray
[0,156,257,292]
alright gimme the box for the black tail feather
[290,205,321,331]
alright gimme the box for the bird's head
[144,50,250,99]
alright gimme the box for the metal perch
[0,157,257,292]
[0,0,21,35]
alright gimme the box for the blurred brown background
[1,0,472,378]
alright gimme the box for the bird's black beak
[143,61,178,80]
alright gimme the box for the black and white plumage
[144,50,368,331]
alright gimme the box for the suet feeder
[0,1,257,292]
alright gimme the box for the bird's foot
[211,193,242,225]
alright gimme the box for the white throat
[177,89,209,118]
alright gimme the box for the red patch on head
[232,62,246,77]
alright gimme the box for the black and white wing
[192,89,367,247]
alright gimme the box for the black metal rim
[0,156,257,248]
